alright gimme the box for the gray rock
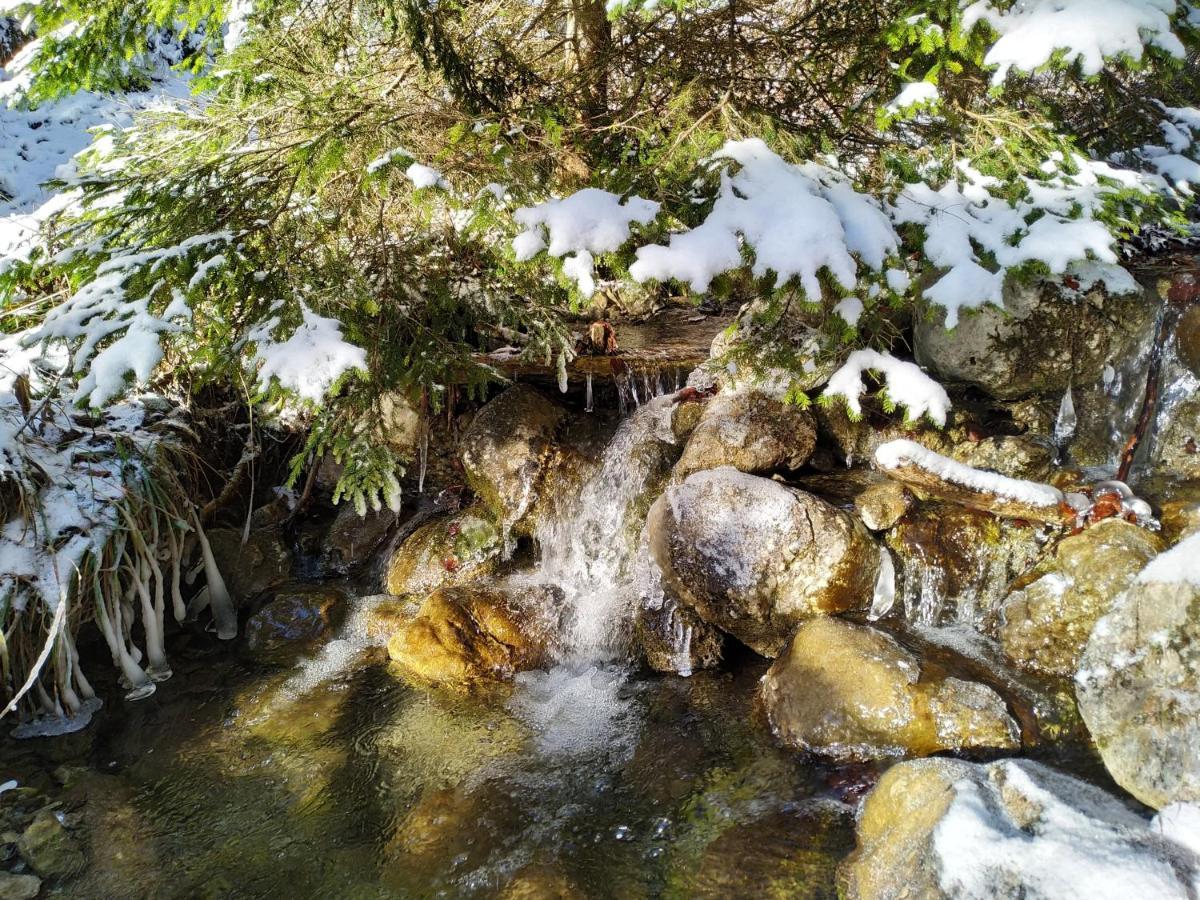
[1077,547,1200,809]
[206,525,292,606]
[647,467,880,656]
[674,389,816,480]
[914,268,1152,401]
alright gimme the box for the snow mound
[824,350,951,426]
[1137,530,1200,587]
[875,438,1064,508]
[250,305,368,403]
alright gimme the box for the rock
[635,595,724,675]
[954,434,1057,483]
[318,505,397,574]
[886,503,1045,627]
[17,809,86,880]
[673,389,816,480]
[1176,303,1200,377]
[648,468,880,657]
[914,269,1152,401]
[761,618,1019,760]
[241,586,347,663]
[1076,539,1200,809]
[206,525,292,606]
[815,400,953,468]
[672,803,854,900]
[999,519,1160,677]
[0,873,40,900]
[376,390,423,454]
[458,385,568,533]
[854,480,913,531]
[1147,384,1200,482]
[841,757,1200,900]
[360,594,420,641]
[384,505,501,597]
[387,583,563,687]
[500,863,585,900]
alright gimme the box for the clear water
[5,634,859,899]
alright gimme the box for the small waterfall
[531,394,678,663]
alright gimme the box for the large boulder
[914,266,1152,401]
[458,386,568,534]
[1076,533,1200,809]
[387,583,564,688]
[761,618,1019,760]
[841,757,1200,900]
[385,505,502,597]
[999,519,1160,677]
[674,389,816,480]
[647,468,880,657]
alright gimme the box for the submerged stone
[761,618,1019,761]
[999,519,1160,677]
[242,586,348,663]
[17,809,86,880]
[387,583,563,687]
[841,757,1200,899]
[648,467,880,657]
[0,873,40,900]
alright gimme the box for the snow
[833,297,864,327]
[1154,804,1200,857]
[963,0,1186,84]
[250,305,368,402]
[824,349,951,426]
[405,162,448,190]
[630,139,898,296]
[875,438,1065,508]
[224,0,256,52]
[930,759,1200,899]
[513,187,658,295]
[894,158,1153,327]
[886,81,939,113]
[1137,530,1200,587]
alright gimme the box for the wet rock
[387,583,563,687]
[674,389,816,480]
[841,757,1200,900]
[854,480,913,531]
[954,434,1056,482]
[815,400,953,468]
[500,863,586,900]
[1147,386,1200,482]
[999,519,1160,677]
[384,505,501,597]
[206,525,292,606]
[635,596,725,675]
[242,586,347,663]
[17,809,86,880]
[0,873,40,900]
[762,618,1019,760]
[318,505,397,574]
[887,503,1045,627]
[360,594,420,641]
[1176,303,1200,377]
[459,385,568,534]
[648,467,880,657]
[1076,544,1200,809]
[914,269,1152,400]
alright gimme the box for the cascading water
[531,392,678,663]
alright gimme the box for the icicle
[164,519,187,623]
[868,549,896,621]
[556,352,569,394]
[585,373,594,413]
[1053,382,1077,451]
[418,428,429,494]
[190,508,238,640]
